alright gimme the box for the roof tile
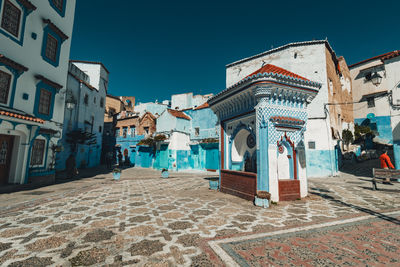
[245,64,310,81]
[167,109,191,120]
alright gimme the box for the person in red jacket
[379,149,394,169]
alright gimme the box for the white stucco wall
[226,43,329,118]
[171,93,193,110]
[350,59,390,119]
[1,0,76,121]
[168,131,190,150]
[0,0,76,183]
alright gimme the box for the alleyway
[0,167,399,266]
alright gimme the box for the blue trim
[0,0,32,46]
[33,81,56,121]
[257,116,269,192]
[48,0,66,17]
[24,126,40,183]
[41,25,65,67]
[0,60,24,108]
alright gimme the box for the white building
[349,50,400,167]
[56,61,108,170]
[223,40,353,179]
[171,92,213,110]
[0,0,76,186]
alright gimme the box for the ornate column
[254,86,273,207]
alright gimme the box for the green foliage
[138,134,167,146]
[137,137,154,146]
[342,129,353,146]
[154,134,167,141]
[200,138,219,143]
[354,124,373,141]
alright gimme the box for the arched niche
[277,134,296,180]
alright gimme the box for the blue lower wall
[137,143,219,171]
[305,149,337,177]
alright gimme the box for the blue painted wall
[145,143,219,171]
[305,149,335,177]
[185,108,218,140]
[115,134,145,165]
[354,116,393,144]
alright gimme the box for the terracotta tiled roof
[382,50,400,61]
[0,107,44,124]
[42,19,68,41]
[270,116,305,125]
[245,64,310,81]
[194,102,209,110]
[35,75,63,90]
[0,54,28,73]
[167,109,191,120]
[349,50,400,68]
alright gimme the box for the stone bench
[372,168,400,190]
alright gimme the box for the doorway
[0,134,14,185]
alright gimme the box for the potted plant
[112,168,121,180]
[161,168,169,178]
[209,177,219,190]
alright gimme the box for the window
[52,0,64,12]
[45,34,58,63]
[144,127,149,135]
[308,141,315,149]
[84,94,88,105]
[1,0,21,37]
[99,126,102,133]
[100,97,104,108]
[123,126,127,138]
[30,139,45,166]
[195,127,200,136]
[38,89,52,115]
[367,97,375,108]
[0,70,11,104]
[130,126,136,137]
[115,128,120,137]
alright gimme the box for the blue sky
[70,0,399,103]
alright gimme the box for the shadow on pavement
[310,190,400,225]
[0,165,113,195]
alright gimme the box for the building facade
[224,40,352,178]
[0,0,76,186]
[56,61,107,170]
[349,50,400,167]
[115,111,157,166]
[209,64,320,204]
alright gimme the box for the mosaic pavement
[0,167,399,266]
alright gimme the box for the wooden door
[0,134,14,185]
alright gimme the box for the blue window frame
[33,81,57,121]
[0,0,35,45]
[0,57,27,108]
[41,26,63,67]
[48,0,66,17]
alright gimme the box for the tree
[354,124,373,142]
[342,129,353,151]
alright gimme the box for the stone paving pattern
[0,167,399,266]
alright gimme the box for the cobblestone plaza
[0,167,399,266]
